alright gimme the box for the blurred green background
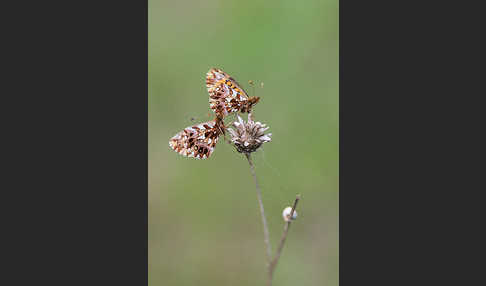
[149,0,338,285]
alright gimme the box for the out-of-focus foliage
[149,0,338,285]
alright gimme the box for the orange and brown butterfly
[169,68,259,159]
[206,68,260,118]
[169,117,225,159]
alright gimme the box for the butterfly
[169,68,260,159]
[206,68,260,118]
[169,118,224,159]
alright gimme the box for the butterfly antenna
[249,79,256,98]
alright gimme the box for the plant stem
[245,153,272,283]
[268,195,301,282]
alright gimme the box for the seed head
[228,113,271,154]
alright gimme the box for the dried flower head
[228,113,271,154]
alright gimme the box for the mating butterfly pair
[169,68,260,159]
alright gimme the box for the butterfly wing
[206,68,251,117]
[169,120,221,159]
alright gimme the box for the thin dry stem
[268,195,301,282]
[245,153,301,286]
[245,153,272,271]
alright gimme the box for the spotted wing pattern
[169,120,221,159]
[206,68,250,117]
[170,68,259,160]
